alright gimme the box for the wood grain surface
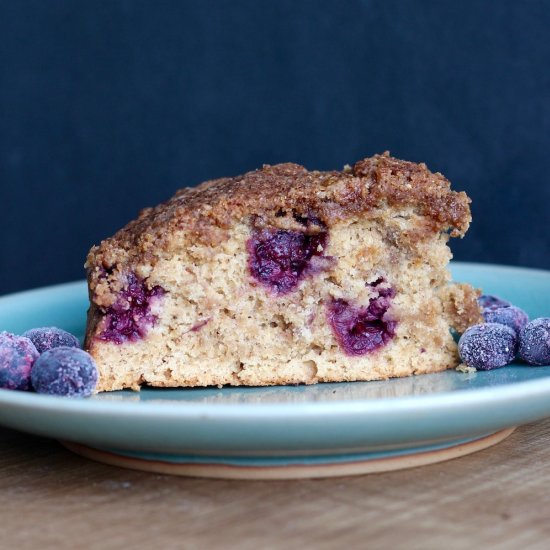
[1,420,550,550]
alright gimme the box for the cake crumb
[456,363,477,374]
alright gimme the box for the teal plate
[0,262,549,479]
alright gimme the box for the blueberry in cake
[84,153,481,391]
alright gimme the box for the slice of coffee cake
[85,153,481,391]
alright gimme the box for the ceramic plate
[0,262,549,478]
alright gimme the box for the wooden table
[2,420,550,549]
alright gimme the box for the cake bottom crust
[92,334,458,392]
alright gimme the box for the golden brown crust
[86,153,470,263]
[352,155,471,237]
[85,153,472,311]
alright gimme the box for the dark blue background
[1,0,549,295]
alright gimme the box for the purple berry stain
[0,332,39,391]
[368,276,395,298]
[248,226,330,295]
[23,327,80,353]
[327,287,397,356]
[187,318,211,333]
[98,273,165,344]
[31,347,98,397]
[458,323,517,370]
[518,318,550,366]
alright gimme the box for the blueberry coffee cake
[84,153,481,391]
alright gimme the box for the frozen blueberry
[31,347,98,397]
[23,327,80,353]
[0,332,39,391]
[458,323,517,370]
[478,294,512,309]
[482,305,529,335]
[518,318,550,366]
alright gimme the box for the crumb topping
[440,283,483,334]
[86,153,471,276]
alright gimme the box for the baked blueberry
[98,273,165,344]
[31,347,98,397]
[518,318,550,366]
[478,295,512,309]
[0,332,39,391]
[458,323,517,370]
[248,228,329,294]
[23,327,80,353]
[482,305,529,335]
[327,295,396,356]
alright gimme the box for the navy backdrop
[1,0,549,295]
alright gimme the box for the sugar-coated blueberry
[458,323,517,370]
[31,347,98,397]
[482,305,529,335]
[518,318,550,366]
[0,332,39,391]
[23,327,80,353]
[478,295,512,309]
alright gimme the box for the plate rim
[0,261,549,419]
[2,373,550,419]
